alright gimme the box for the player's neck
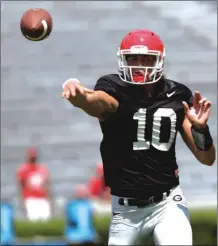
[143,77,164,97]
[143,84,155,97]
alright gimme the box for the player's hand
[183,91,212,128]
[62,78,94,108]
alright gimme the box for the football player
[62,29,216,245]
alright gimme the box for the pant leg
[153,187,192,245]
[38,199,51,221]
[25,198,39,221]
[108,212,141,245]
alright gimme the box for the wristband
[62,78,80,89]
[191,124,213,151]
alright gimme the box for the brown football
[20,8,53,41]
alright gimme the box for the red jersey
[17,163,49,199]
[88,176,105,197]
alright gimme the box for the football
[20,8,53,41]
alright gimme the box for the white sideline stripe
[142,1,217,48]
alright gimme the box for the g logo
[173,195,182,202]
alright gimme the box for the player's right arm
[62,78,119,119]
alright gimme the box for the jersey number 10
[133,108,177,151]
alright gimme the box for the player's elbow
[192,143,216,166]
[206,153,216,166]
[201,158,215,166]
[197,150,216,166]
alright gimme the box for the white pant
[108,185,192,245]
[25,198,51,221]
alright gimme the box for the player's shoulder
[94,73,127,99]
[164,77,192,96]
[17,163,28,174]
[18,163,28,170]
[38,164,48,172]
[94,73,127,89]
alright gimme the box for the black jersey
[94,74,193,199]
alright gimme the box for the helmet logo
[130,45,148,54]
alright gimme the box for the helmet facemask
[117,47,165,85]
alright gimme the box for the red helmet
[26,147,38,162]
[27,147,37,157]
[117,29,165,85]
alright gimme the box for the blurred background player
[1,198,15,246]
[65,184,98,246]
[16,147,52,221]
[88,163,111,201]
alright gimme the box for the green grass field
[15,207,217,245]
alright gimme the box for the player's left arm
[180,91,216,166]
[180,116,215,166]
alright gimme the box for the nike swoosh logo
[167,91,176,97]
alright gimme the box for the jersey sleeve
[184,86,193,107]
[94,76,119,100]
[88,177,101,196]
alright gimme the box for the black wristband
[191,124,213,151]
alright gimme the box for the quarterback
[62,29,216,245]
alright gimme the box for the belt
[118,190,171,207]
